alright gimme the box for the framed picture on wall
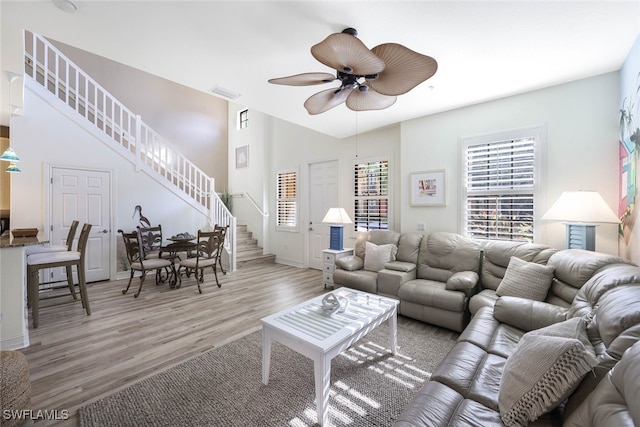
[236,145,249,169]
[410,169,446,206]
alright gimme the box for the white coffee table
[261,288,399,426]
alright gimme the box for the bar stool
[26,223,92,328]
[25,220,80,299]
[25,220,79,255]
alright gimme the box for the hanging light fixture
[0,147,20,162]
[5,162,20,173]
[3,71,21,173]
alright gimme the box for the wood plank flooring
[17,263,457,426]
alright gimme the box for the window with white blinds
[463,128,542,242]
[354,158,389,231]
[276,170,297,230]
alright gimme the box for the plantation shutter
[354,159,389,231]
[464,137,535,241]
[277,171,297,229]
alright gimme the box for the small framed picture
[236,145,249,169]
[410,169,446,206]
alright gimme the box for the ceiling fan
[268,28,438,115]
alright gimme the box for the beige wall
[50,39,229,192]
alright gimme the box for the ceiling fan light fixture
[269,27,437,114]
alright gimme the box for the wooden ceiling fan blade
[368,43,438,96]
[345,88,397,112]
[304,87,353,115]
[268,72,337,86]
[311,33,385,76]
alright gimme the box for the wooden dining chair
[26,223,92,328]
[213,224,228,275]
[177,228,225,293]
[119,229,175,298]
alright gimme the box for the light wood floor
[18,263,457,426]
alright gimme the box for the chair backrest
[213,224,228,246]
[137,225,163,257]
[118,229,142,265]
[77,223,92,261]
[195,229,221,260]
[65,220,80,251]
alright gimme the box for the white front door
[308,160,339,270]
[50,166,111,283]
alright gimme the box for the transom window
[238,109,248,129]
[354,158,389,232]
[462,126,544,242]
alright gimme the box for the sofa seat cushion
[399,279,467,312]
[458,306,524,359]
[332,269,378,294]
[394,379,505,427]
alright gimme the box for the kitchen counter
[0,232,49,248]
[0,232,48,349]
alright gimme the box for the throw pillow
[496,256,554,301]
[498,317,598,427]
[363,241,397,272]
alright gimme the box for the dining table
[160,237,197,288]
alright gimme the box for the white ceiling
[2,1,640,138]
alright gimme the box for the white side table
[321,248,353,288]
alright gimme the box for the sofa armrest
[445,271,479,291]
[335,255,364,271]
[383,261,416,273]
[378,268,417,298]
[493,296,568,332]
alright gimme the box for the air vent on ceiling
[210,85,241,100]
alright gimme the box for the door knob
[98,229,108,234]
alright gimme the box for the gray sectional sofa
[332,230,640,425]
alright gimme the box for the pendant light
[2,72,21,173]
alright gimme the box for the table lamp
[322,208,352,250]
[541,190,620,251]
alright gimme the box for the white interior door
[50,166,111,283]
[308,160,339,270]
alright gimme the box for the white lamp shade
[541,191,620,224]
[322,208,353,225]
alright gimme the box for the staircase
[23,30,239,270]
[235,224,275,266]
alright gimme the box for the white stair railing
[23,30,236,270]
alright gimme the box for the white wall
[229,73,620,266]
[401,72,620,254]
[11,82,210,279]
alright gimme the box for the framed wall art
[235,145,249,169]
[410,169,446,206]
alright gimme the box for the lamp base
[565,223,596,251]
[328,225,344,250]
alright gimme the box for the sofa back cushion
[479,240,556,291]
[396,232,424,264]
[563,340,640,427]
[568,264,640,319]
[417,232,481,282]
[546,249,633,307]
